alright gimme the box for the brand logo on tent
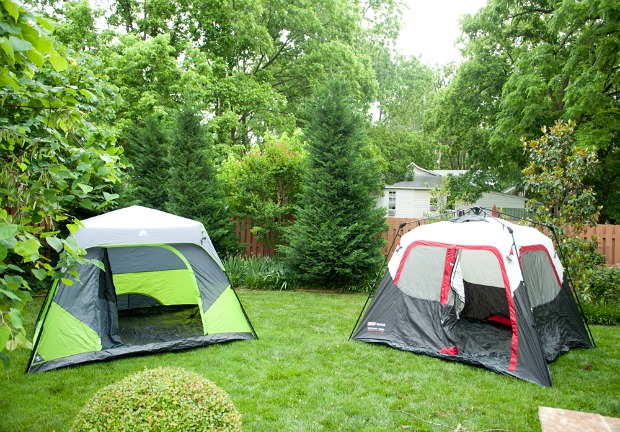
[367,322,386,333]
[138,230,149,237]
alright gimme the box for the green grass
[1,291,619,431]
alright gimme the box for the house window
[388,191,396,216]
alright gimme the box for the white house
[378,164,527,218]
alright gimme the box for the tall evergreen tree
[166,106,238,255]
[283,79,386,287]
[121,117,170,209]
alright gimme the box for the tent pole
[229,284,259,340]
[349,221,410,340]
[24,281,58,373]
[548,226,596,348]
[482,207,596,348]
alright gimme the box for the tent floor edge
[27,332,254,373]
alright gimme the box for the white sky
[396,0,488,66]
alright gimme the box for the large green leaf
[0,36,15,65]
[2,0,19,21]
[9,35,32,52]
[48,50,68,72]
[45,236,63,252]
[8,308,23,330]
[13,238,40,260]
[0,223,18,240]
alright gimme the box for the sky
[396,0,488,66]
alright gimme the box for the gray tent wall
[352,213,592,386]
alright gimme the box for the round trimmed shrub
[71,367,242,432]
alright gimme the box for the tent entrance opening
[117,304,203,346]
[449,249,512,361]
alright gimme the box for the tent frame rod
[469,206,596,348]
[228,281,259,340]
[348,220,408,340]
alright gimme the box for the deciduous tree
[0,0,125,367]
[220,133,304,250]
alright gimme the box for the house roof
[431,169,467,177]
[387,176,442,189]
[386,163,442,189]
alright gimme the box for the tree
[100,0,394,149]
[99,33,184,143]
[120,116,171,209]
[369,53,438,183]
[522,120,602,297]
[166,105,238,255]
[0,0,125,367]
[220,133,304,250]
[452,0,620,219]
[282,79,386,287]
[523,120,599,232]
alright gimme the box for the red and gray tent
[27,206,256,373]
[352,211,593,386]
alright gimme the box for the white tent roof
[388,215,563,292]
[73,206,222,265]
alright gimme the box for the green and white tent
[27,206,256,373]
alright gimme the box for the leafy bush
[560,236,605,300]
[582,302,620,326]
[224,255,381,291]
[580,265,620,326]
[71,367,242,432]
[584,265,620,305]
[225,256,296,290]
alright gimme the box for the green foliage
[99,0,392,151]
[121,116,171,209]
[580,263,620,325]
[455,0,620,218]
[581,302,620,326]
[559,236,605,300]
[370,53,438,183]
[51,0,103,52]
[166,105,238,255]
[523,121,602,297]
[523,120,600,232]
[220,133,304,250]
[283,79,386,287]
[224,256,296,291]
[71,367,242,432]
[0,0,125,366]
[584,265,620,306]
[99,33,183,143]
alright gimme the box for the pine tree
[166,106,239,255]
[122,116,170,209]
[283,79,386,287]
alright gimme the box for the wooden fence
[234,218,620,265]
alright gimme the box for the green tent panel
[27,206,257,373]
[204,286,254,334]
[113,269,198,306]
[31,302,101,366]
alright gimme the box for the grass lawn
[1,290,619,431]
